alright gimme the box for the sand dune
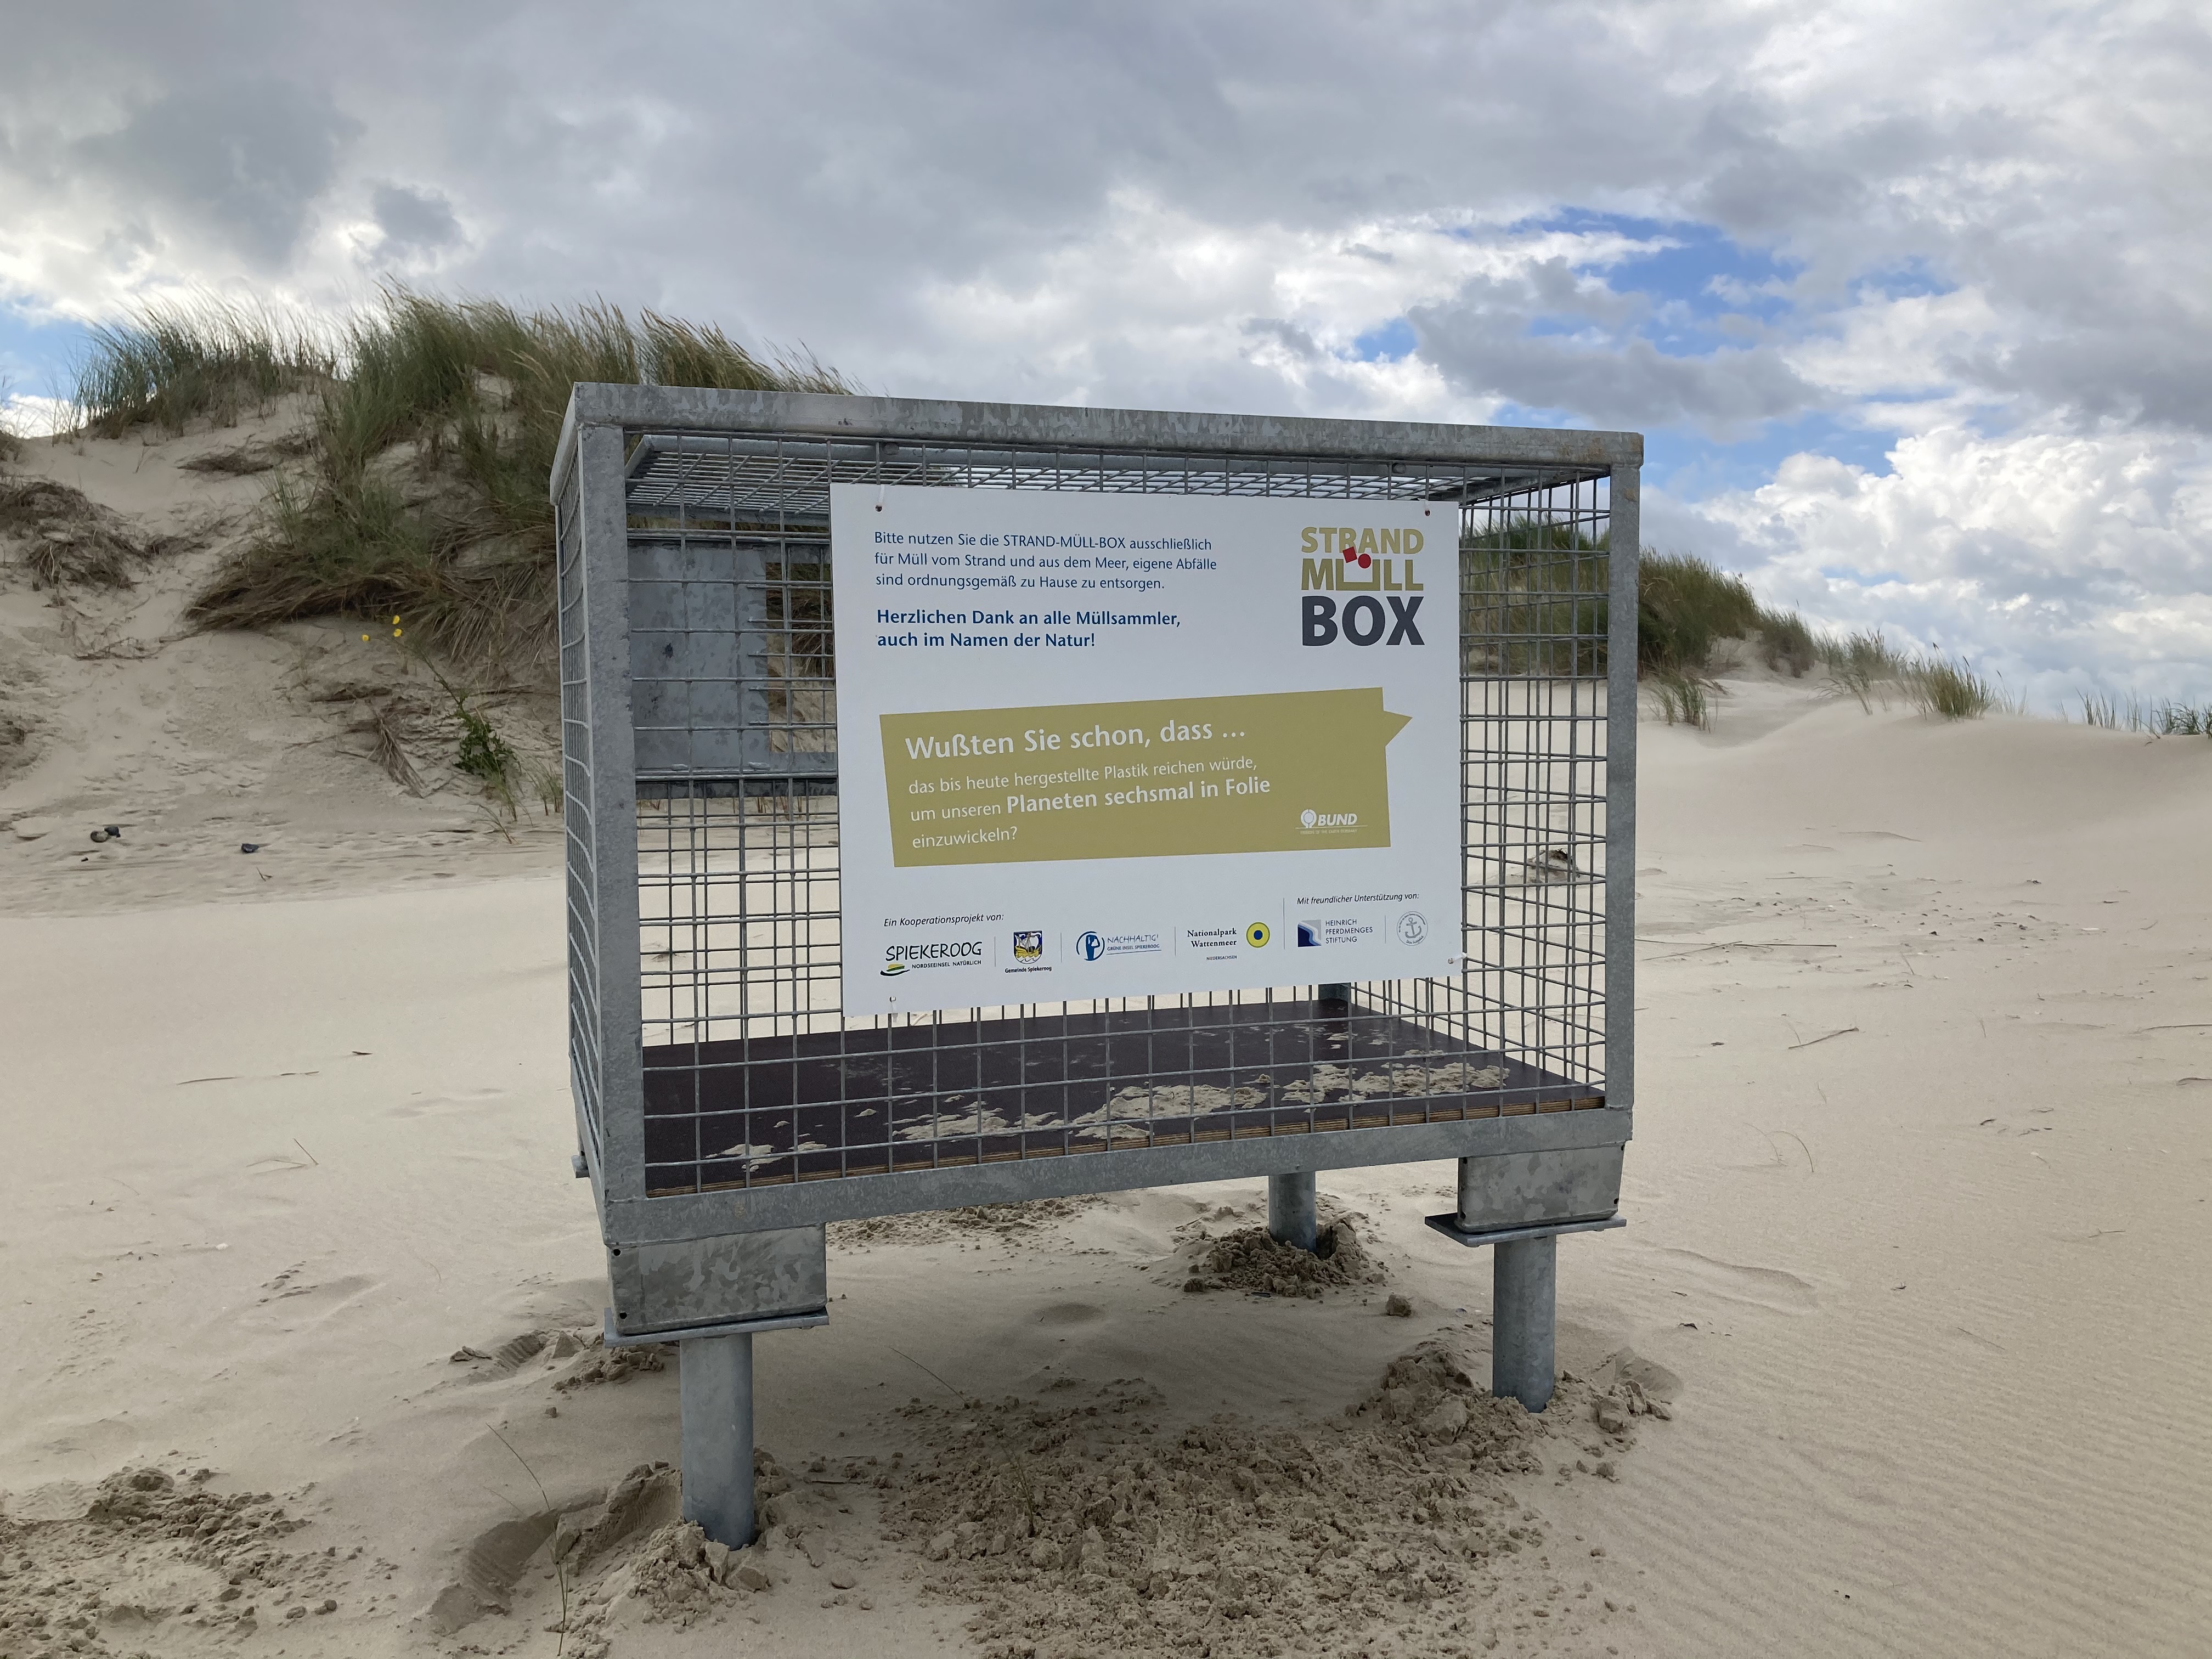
[3,425,2209,1656]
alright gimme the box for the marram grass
[74,289,850,669]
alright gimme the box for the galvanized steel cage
[555,388,1638,1273]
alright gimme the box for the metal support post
[679,1332,756,1546]
[1267,1171,1318,1252]
[1490,1235,1557,1412]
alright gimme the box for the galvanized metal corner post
[1267,1172,1318,1252]
[1490,1236,1557,1413]
[679,1333,756,1547]
[1455,1157,1559,1412]
[1604,465,1640,1122]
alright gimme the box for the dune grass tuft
[1635,554,1757,674]
[1461,527,1837,724]
[0,473,173,588]
[1638,552,1818,680]
[2078,692,2125,730]
[1646,669,1716,730]
[0,376,23,462]
[74,297,335,437]
[79,289,857,668]
[2154,702,2211,737]
[1817,629,1906,710]
[2077,693,2212,736]
[1459,527,1820,686]
[1906,657,2002,720]
[1819,633,2014,721]
[1460,517,1610,678]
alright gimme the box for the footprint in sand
[1650,1248,1819,1314]
[1035,1302,1106,1328]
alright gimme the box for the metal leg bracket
[1421,1212,1624,1248]
[602,1307,828,1348]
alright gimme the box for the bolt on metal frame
[554,389,1638,1534]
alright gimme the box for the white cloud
[0,1,2205,694]
[1,392,75,439]
[907,194,1656,417]
[1673,422,2212,706]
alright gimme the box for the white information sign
[832,484,1459,1016]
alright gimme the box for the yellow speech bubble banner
[881,689,1412,867]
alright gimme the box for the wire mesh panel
[555,390,1636,1233]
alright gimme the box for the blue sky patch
[1639,413,1899,495]
[1347,317,1416,363]
[0,304,93,403]
[1524,209,1802,355]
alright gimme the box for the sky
[2,0,2207,709]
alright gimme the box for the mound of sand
[879,1343,1655,1658]
[0,473,187,591]
[0,1466,348,1650]
[0,411,562,916]
[1180,1212,1387,1298]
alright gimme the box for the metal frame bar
[552,387,1641,498]
[610,1096,1626,1243]
[1604,465,1640,1113]
[575,421,650,1204]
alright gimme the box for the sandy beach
[4,425,2211,1658]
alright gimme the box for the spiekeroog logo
[1013,930,1043,961]
[1077,931,1105,961]
[883,939,985,975]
